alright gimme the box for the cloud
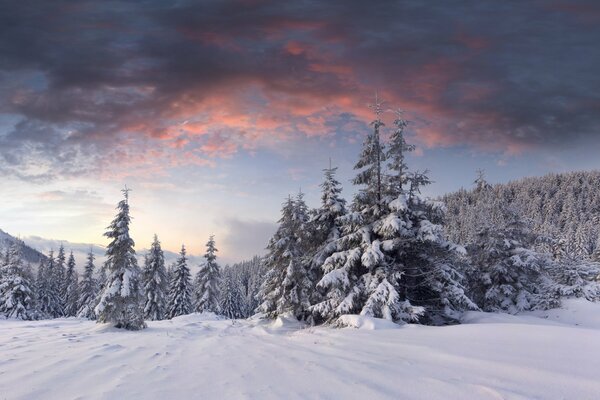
[219,218,277,264]
[1,0,599,180]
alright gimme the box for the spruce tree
[63,252,79,317]
[56,244,67,314]
[37,250,62,318]
[77,249,98,319]
[167,245,192,318]
[258,194,312,320]
[143,235,168,321]
[95,188,145,330]
[194,236,222,313]
[219,272,244,319]
[0,244,35,320]
[313,103,476,324]
[468,207,554,313]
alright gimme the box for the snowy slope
[1,303,600,400]
[0,229,46,264]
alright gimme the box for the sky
[1,0,599,264]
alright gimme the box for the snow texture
[1,300,600,399]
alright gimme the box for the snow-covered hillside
[1,299,599,400]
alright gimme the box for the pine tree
[37,250,62,318]
[219,272,244,319]
[313,102,476,324]
[63,252,79,317]
[352,95,386,216]
[386,109,415,195]
[468,207,554,313]
[56,244,67,314]
[143,235,168,321]
[0,244,35,320]
[77,249,97,319]
[167,245,192,318]
[95,187,145,330]
[544,254,600,304]
[194,236,222,313]
[258,194,312,320]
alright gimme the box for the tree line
[2,98,600,328]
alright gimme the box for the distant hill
[0,229,47,265]
[442,170,600,258]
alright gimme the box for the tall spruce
[77,249,97,319]
[63,252,79,317]
[194,236,222,313]
[143,235,168,320]
[167,245,192,318]
[95,187,145,330]
[313,102,476,324]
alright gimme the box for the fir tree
[167,245,192,318]
[143,235,168,321]
[63,252,79,317]
[37,250,62,318]
[95,187,145,330]
[56,244,67,314]
[386,109,415,195]
[194,236,222,313]
[219,272,244,319]
[467,207,554,313]
[77,249,98,319]
[258,194,312,320]
[0,244,35,320]
[313,102,475,324]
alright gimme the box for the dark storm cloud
[0,0,599,179]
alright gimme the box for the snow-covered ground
[1,300,599,400]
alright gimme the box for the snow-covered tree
[77,249,97,319]
[194,236,221,313]
[258,193,312,320]
[63,252,79,317]
[386,109,415,195]
[351,95,386,216]
[544,255,600,304]
[95,188,145,330]
[467,208,554,313]
[219,271,244,319]
[312,103,476,324]
[0,244,35,320]
[143,235,168,320]
[309,163,347,277]
[56,244,67,313]
[167,245,192,318]
[37,250,62,318]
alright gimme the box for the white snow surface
[2,300,600,399]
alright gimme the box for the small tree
[37,250,62,318]
[468,208,554,313]
[219,272,244,319]
[194,236,222,313]
[95,187,145,330]
[258,194,312,320]
[63,252,79,317]
[167,245,192,318]
[0,244,35,320]
[77,249,98,319]
[143,235,168,321]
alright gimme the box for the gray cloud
[1,0,599,180]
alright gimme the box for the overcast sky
[1,0,599,263]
